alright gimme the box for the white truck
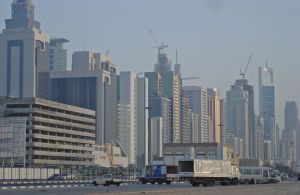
[92,174,122,186]
[178,159,240,187]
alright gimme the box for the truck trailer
[140,164,178,185]
[178,159,240,187]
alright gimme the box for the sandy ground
[99,181,300,195]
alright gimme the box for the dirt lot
[117,181,300,195]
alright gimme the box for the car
[280,173,289,181]
[92,174,122,186]
[297,174,300,181]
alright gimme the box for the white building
[118,72,148,167]
[136,77,149,169]
[182,86,208,143]
[0,0,50,99]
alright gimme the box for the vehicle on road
[140,164,178,185]
[48,173,81,180]
[92,174,122,186]
[281,173,289,181]
[297,173,300,181]
[178,159,240,187]
[239,166,279,184]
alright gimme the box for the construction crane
[182,77,200,81]
[240,55,252,79]
[149,28,168,54]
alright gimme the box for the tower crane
[149,28,168,54]
[240,55,252,79]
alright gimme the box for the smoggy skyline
[1,0,300,129]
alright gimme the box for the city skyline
[1,0,299,128]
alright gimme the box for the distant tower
[0,0,50,98]
[182,86,208,143]
[174,50,181,75]
[50,38,69,71]
[154,44,171,72]
[284,101,298,130]
[258,64,276,159]
[226,79,250,159]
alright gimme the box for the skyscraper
[259,65,276,159]
[226,79,250,159]
[0,0,50,98]
[145,48,181,143]
[284,101,298,130]
[148,93,172,144]
[220,99,227,145]
[182,86,208,143]
[207,88,221,143]
[50,38,69,71]
[50,51,117,145]
[118,72,148,167]
[181,90,191,143]
[136,77,149,169]
[118,72,137,165]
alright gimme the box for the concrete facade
[0,97,96,167]
[50,51,117,146]
[0,0,50,99]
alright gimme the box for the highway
[0,180,299,195]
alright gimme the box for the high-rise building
[259,65,276,159]
[50,51,117,145]
[50,38,69,71]
[182,86,208,143]
[118,72,148,167]
[0,0,50,99]
[256,116,265,161]
[145,48,181,143]
[150,117,163,163]
[284,101,298,130]
[207,88,221,143]
[226,79,250,159]
[136,77,149,169]
[282,101,299,162]
[220,99,227,145]
[181,91,191,143]
[148,93,172,144]
[118,72,137,165]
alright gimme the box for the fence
[0,167,59,181]
[0,167,143,181]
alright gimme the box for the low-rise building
[163,143,237,166]
[0,97,96,168]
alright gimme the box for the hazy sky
[1,0,300,129]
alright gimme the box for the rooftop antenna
[265,58,268,68]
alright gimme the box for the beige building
[0,97,96,167]
[207,88,221,143]
[163,143,237,166]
